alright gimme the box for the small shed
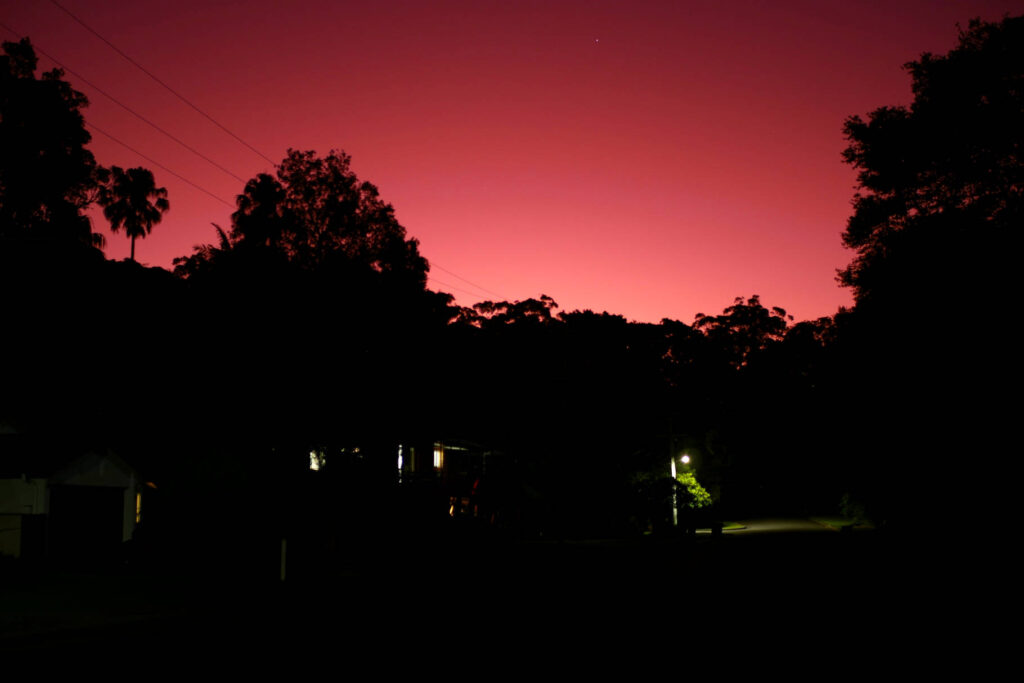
[0,435,141,561]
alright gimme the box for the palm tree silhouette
[99,166,169,261]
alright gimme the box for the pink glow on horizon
[4,0,1018,323]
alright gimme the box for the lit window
[433,442,444,471]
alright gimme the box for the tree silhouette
[99,166,169,261]
[0,37,103,248]
[838,15,1023,308]
[463,295,560,329]
[231,173,290,250]
[175,149,428,286]
[693,295,792,369]
[831,16,1024,534]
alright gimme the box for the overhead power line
[6,15,506,300]
[427,275,491,300]
[2,21,234,206]
[0,24,247,184]
[47,0,277,165]
[87,122,235,208]
[428,260,507,300]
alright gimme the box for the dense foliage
[839,16,1023,309]
[834,16,1021,531]
[0,38,103,247]
[174,149,428,288]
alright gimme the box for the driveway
[723,517,833,534]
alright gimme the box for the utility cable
[427,275,490,300]
[2,22,235,206]
[6,15,507,296]
[0,23,247,184]
[47,0,276,165]
[428,260,507,300]
[86,122,235,208]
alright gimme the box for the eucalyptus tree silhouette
[99,166,169,261]
[693,295,792,370]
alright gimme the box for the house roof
[0,434,134,480]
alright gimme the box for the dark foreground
[0,523,977,665]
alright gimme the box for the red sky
[3,0,1019,323]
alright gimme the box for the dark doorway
[48,485,124,562]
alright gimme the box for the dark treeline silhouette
[830,15,1022,541]
[2,15,1019,580]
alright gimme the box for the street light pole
[670,457,678,527]
[670,454,691,529]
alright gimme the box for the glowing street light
[671,453,690,527]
